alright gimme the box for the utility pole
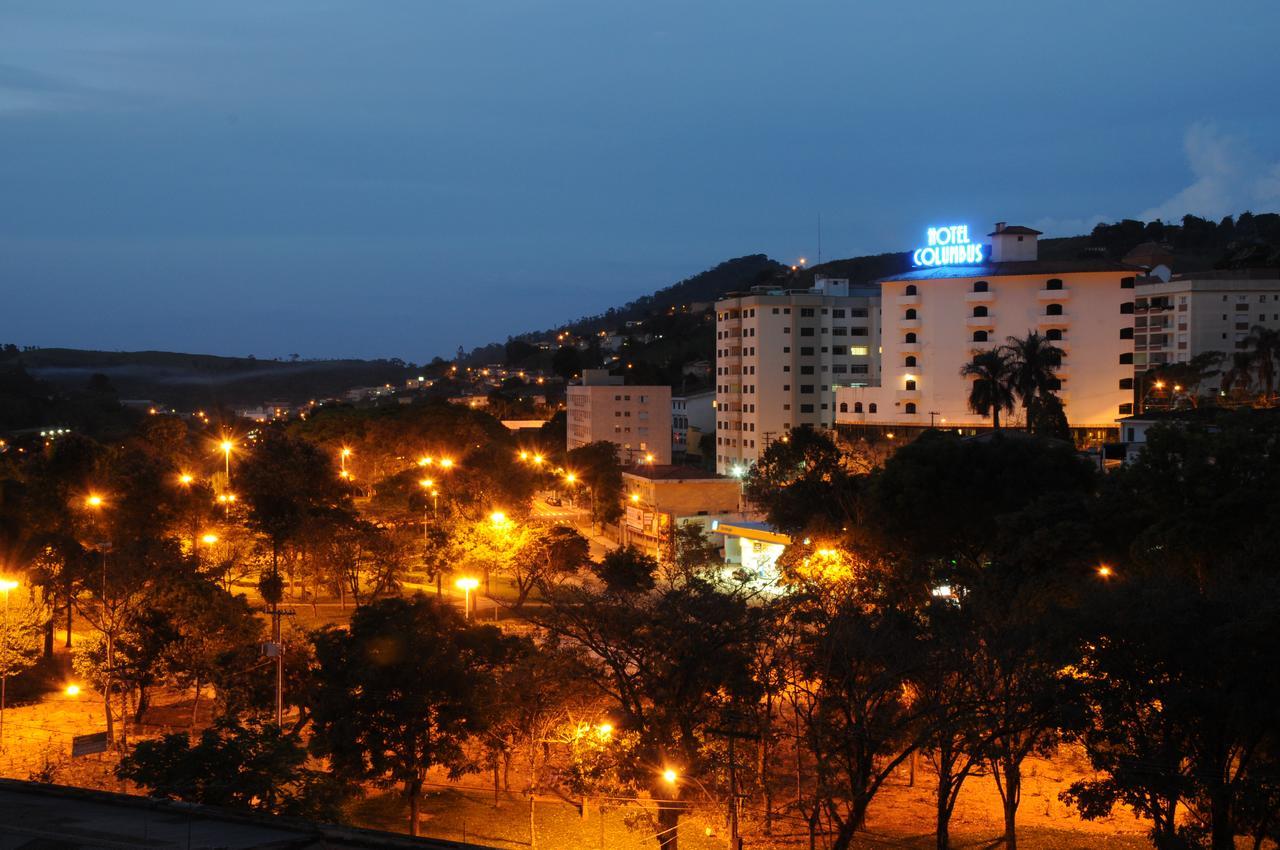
[929,410,940,428]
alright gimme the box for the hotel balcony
[1037,288,1070,300]
[898,317,921,330]
[900,341,921,353]
[895,388,921,402]
[896,292,921,306]
[964,290,995,304]
[965,314,995,329]
[1037,312,1069,327]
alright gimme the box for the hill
[0,347,414,412]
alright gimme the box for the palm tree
[1220,351,1255,404]
[1002,332,1065,426]
[1244,325,1280,405]
[960,349,1016,429]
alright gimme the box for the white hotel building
[714,277,880,475]
[836,223,1143,440]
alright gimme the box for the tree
[959,349,1015,429]
[307,596,519,836]
[565,441,624,526]
[507,524,588,609]
[117,717,349,821]
[0,589,43,741]
[534,575,765,850]
[1244,324,1280,403]
[1002,332,1064,429]
[743,426,861,534]
[591,545,658,594]
[552,345,583,382]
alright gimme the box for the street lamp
[490,511,508,526]
[64,684,81,697]
[1097,565,1114,579]
[455,577,479,619]
[340,447,352,478]
[662,768,679,785]
[220,439,235,481]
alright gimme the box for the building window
[800,346,815,355]
[973,330,988,342]
[1121,277,1135,289]
[905,355,917,367]
[973,280,988,292]
[1120,327,1134,340]
[1046,328,1062,341]
[905,333,917,344]
[800,404,814,413]
[1120,352,1133,364]
[904,284,918,295]
[1119,403,1134,414]
[1046,278,1063,290]
[905,403,917,414]
[854,402,864,413]
[973,305,988,317]
[1046,303,1064,316]
[800,308,815,317]
[1121,301,1135,314]
[1119,378,1134,390]
[905,308,918,320]
[800,327,815,336]
[905,379,916,391]
[800,385,814,394]
[839,402,848,413]
[869,403,877,413]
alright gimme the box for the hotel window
[973,280,988,292]
[972,305,988,317]
[973,330,988,342]
[839,402,848,413]
[1120,352,1133,364]
[1121,277,1135,289]
[1121,302,1135,314]
[854,402,864,413]
[1046,303,1064,316]
[905,379,917,391]
[904,284,918,295]
[905,403,917,414]
[905,355,917,367]
[1045,328,1062,340]
[905,333,917,343]
[905,309,918,320]
[1046,278,1063,290]
[1119,378,1134,390]
[869,403,877,413]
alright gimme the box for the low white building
[672,389,715,456]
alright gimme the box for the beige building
[1132,269,1280,394]
[619,466,741,556]
[714,277,881,475]
[566,369,672,464]
[836,223,1142,439]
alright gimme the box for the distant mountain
[0,348,414,412]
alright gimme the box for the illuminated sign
[912,224,984,267]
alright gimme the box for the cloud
[1140,122,1280,221]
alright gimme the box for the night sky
[2,1,1278,361]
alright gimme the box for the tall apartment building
[836,223,1142,440]
[714,277,881,475]
[1132,269,1280,393]
[566,369,673,464]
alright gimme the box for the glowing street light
[0,577,17,745]
[532,453,545,465]
[219,438,235,480]
[1097,565,1114,579]
[179,474,194,486]
[64,684,81,697]
[455,576,480,619]
[85,494,103,509]
[340,447,352,477]
[662,769,679,785]
[201,533,219,545]
[439,458,455,470]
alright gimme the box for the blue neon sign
[912,225,984,267]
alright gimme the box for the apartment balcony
[1037,312,1069,327]
[964,290,995,304]
[900,341,921,353]
[895,388,921,402]
[896,292,921,306]
[966,314,995,329]
[1037,288,1070,300]
[898,317,921,330]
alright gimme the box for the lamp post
[84,494,115,747]
[455,577,479,620]
[220,439,234,481]
[0,578,18,749]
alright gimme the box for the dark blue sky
[3,1,1278,362]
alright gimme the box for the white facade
[1132,269,1280,391]
[715,277,881,475]
[567,370,672,464]
[836,225,1140,436]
